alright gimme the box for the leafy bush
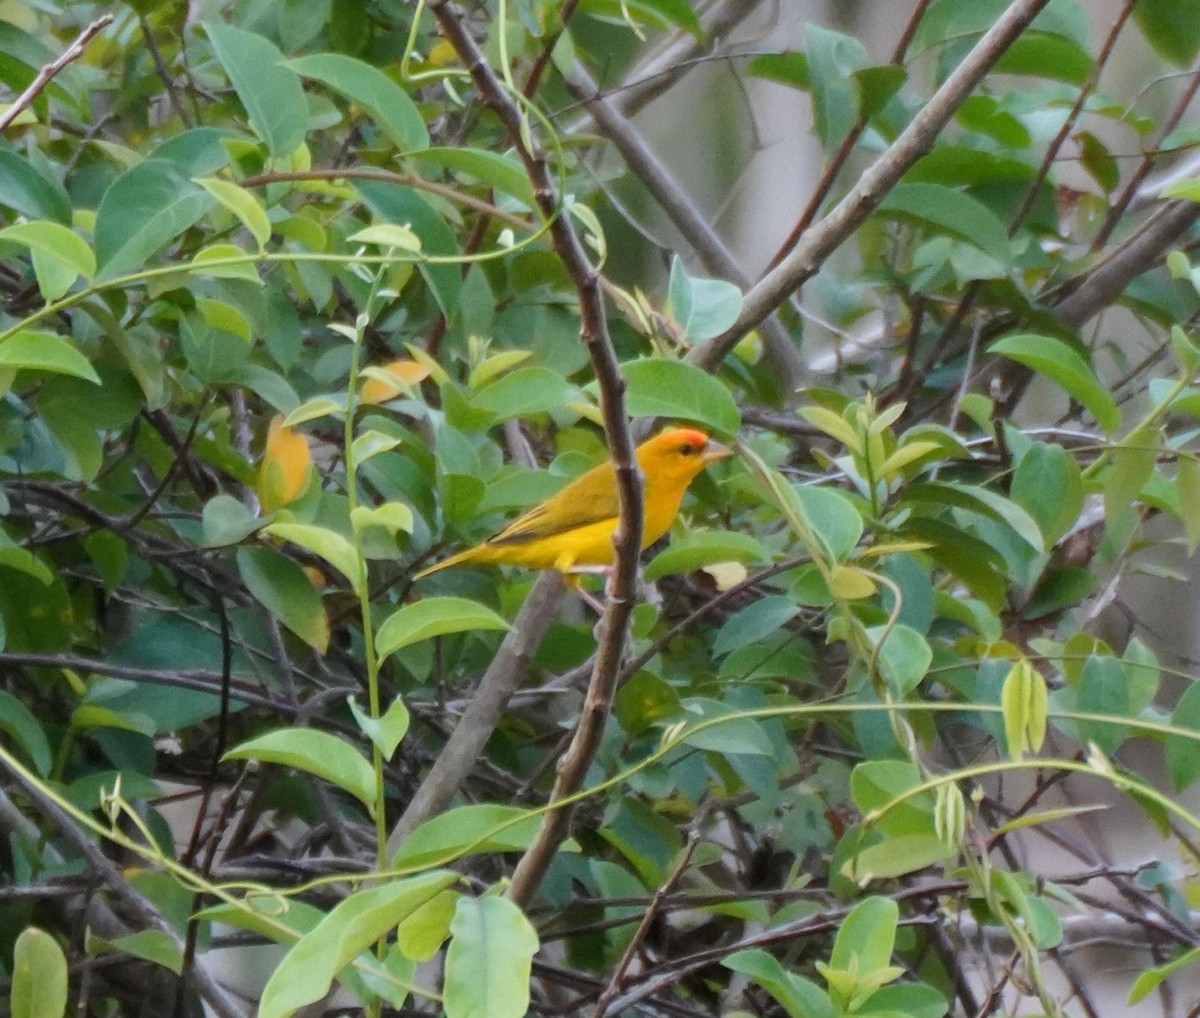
[2,2,1200,1017]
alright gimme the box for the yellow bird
[415,427,732,577]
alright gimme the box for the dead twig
[0,16,113,133]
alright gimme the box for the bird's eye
[678,443,696,456]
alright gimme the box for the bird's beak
[702,439,733,463]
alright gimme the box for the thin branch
[0,15,113,133]
[591,818,705,1017]
[0,650,307,715]
[1093,46,1200,250]
[522,0,582,97]
[426,0,642,910]
[566,0,769,125]
[562,61,804,386]
[689,0,1055,371]
[764,0,934,272]
[139,13,194,128]
[0,758,247,1018]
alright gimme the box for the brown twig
[591,818,705,1017]
[1093,46,1200,250]
[0,755,247,1018]
[562,62,804,387]
[0,15,113,132]
[689,0,1055,372]
[914,0,1138,383]
[764,0,934,272]
[522,0,582,98]
[425,0,642,910]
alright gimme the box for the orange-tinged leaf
[257,415,312,512]
[359,359,431,404]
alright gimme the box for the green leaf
[667,256,743,342]
[988,333,1121,433]
[412,147,533,206]
[348,694,410,762]
[1076,656,1130,755]
[195,176,272,248]
[876,182,1010,263]
[644,530,769,581]
[237,546,329,652]
[95,159,215,276]
[444,896,539,1018]
[903,481,1045,551]
[189,242,261,281]
[866,623,932,695]
[0,544,52,585]
[1133,0,1200,67]
[713,596,800,656]
[724,949,833,1018]
[1129,946,1200,1004]
[224,728,376,810]
[88,929,182,975]
[677,698,775,756]
[621,359,740,436]
[393,804,541,869]
[11,927,68,1018]
[1168,682,1200,791]
[1012,442,1083,544]
[397,889,460,962]
[348,223,422,251]
[1178,457,1200,553]
[807,24,866,151]
[259,871,457,1018]
[0,690,52,775]
[1104,425,1159,519]
[284,395,346,427]
[264,523,365,596]
[844,833,955,881]
[201,494,264,547]
[355,181,461,314]
[794,484,864,561]
[0,330,99,384]
[350,501,414,538]
[860,982,947,1018]
[746,51,810,90]
[0,149,70,223]
[831,896,898,974]
[286,53,428,152]
[469,366,575,421]
[205,22,308,157]
[376,597,509,663]
[0,220,94,279]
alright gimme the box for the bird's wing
[485,461,619,545]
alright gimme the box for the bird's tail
[412,545,492,580]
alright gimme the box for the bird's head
[638,427,733,485]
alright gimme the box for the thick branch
[385,572,564,856]
[689,0,1055,371]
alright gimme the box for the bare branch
[0,16,113,133]
[563,61,804,386]
[0,759,247,1018]
[689,0,1056,371]
[385,571,565,855]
